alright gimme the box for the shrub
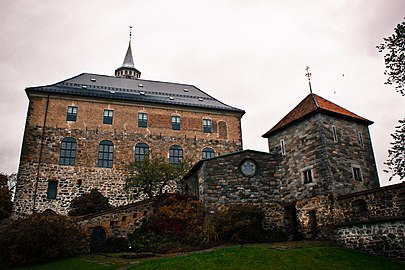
[129,194,208,253]
[103,237,129,253]
[0,213,83,267]
[68,189,112,216]
[214,204,267,243]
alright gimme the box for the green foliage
[68,189,112,216]
[0,213,83,267]
[213,204,270,243]
[102,237,129,253]
[384,118,405,181]
[0,173,13,221]
[129,194,208,253]
[377,18,405,96]
[126,156,193,199]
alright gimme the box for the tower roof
[121,43,135,69]
[262,93,373,138]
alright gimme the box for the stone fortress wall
[14,94,243,215]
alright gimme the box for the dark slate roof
[262,93,373,138]
[26,73,245,114]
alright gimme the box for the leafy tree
[126,156,193,200]
[384,118,405,181]
[377,18,405,96]
[0,173,13,221]
[377,19,405,181]
[68,189,112,216]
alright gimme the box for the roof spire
[115,26,141,79]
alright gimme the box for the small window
[59,137,77,166]
[172,116,181,130]
[280,139,286,156]
[47,181,57,199]
[303,169,313,184]
[98,140,114,168]
[203,119,212,133]
[202,147,215,159]
[103,109,113,125]
[169,145,183,164]
[138,112,148,128]
[66,106,78,121]
[135,143,149,161]
[353,167,362,181]
[332,126,338,142]
[358,132,364,147]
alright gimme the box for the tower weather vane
[129,26,133,42]
[305,66,313,94]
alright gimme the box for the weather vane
[305,66,313,94]
[129,26,133,43]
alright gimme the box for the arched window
[59,137,77,166]
[169,145,183,164]
[202,147,215,159]
[135,143,149,161]
[98,140,114,168]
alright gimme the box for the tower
[115,27,141,79]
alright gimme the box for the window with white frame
[332,125,338,142]
[172,115,181,130]
[303,169,313,184]
[358,132,364,147]
[203,119,212,133]
[352,166,362,181]
[280,139,286,156]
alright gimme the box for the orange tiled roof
[262,94,373,138]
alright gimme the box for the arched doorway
[90,226,107,253]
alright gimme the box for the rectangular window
[332,125,338,142]
[353,167,362,181]
[203,119,212,133]
[103,109,113,125]
[280,139,285,156]
[358,132,364,147]
[138,112,148,128]
[303,169,313,184]
[172,116,181,130]
[66,106,78,121]
[47,181,57,199]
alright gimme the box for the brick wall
[14,94,243,215]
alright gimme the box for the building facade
[13,42,244,215]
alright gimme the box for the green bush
[68,189,112,216]
[0,213,83,267]
[129,194,208,253]
[103,237,129,253]
[214,204,268,243]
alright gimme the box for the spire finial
[305,66,313,94]
[129,26,133,43]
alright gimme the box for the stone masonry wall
[14,94,243,215]
[267,114,379,204]
[187,150,284,229]
[335,221,405,260]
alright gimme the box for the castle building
[13,40,244,215]
[262,93,380,203]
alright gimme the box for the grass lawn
[15,242,404,270]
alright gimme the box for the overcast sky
[0,0,404,186]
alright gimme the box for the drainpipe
[32,94,50,213]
